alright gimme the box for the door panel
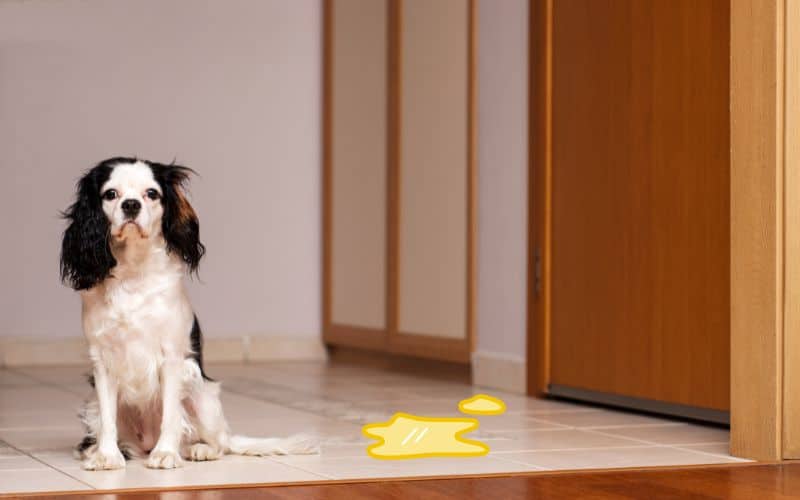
[329,0,388,330]
[398,0,470,339]
[549,0,730,411]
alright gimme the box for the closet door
[393,0,474,361]
[323,0,475,363]
[324,0,389,348]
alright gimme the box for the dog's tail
[228,433,319,456]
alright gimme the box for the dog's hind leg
[182,361,229,461]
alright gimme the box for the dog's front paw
[186,443,224,461]
[82,447,126,471]
[147,448,184,469]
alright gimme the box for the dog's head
[60,157,205,290]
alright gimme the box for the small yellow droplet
[458,394,507,415]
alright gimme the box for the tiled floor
[0,361,747,495]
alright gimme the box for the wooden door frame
[322,0,477,364]
[527,0,799,460]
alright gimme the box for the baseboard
[246,336,328,362]
[0,337,90,367]
[0,335,328,367]
[471,350,527,394]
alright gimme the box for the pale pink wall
[0,0,321,339]
[477,0,529,359]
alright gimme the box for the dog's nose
[121,199,141,219]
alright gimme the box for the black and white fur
[60,157,317,470]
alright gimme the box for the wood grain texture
[548,0,730,411]
[386,0,401,354]
[466,0,477,358]
[782,0,800,459]
[730,0,784,460]
[321,0,333,342]
[28,464,800,500]
[527,0,553,396]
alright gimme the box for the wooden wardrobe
[322,0,476,363]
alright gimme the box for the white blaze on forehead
[103,161,158,195]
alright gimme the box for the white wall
[0,1,321,344]
[474,0,529,392]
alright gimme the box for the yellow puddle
[363,394,508,459]
[363,413,489,459]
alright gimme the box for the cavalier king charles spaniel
[60,157,317,470]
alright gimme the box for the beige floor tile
[0,469,91,494]
[532,409,684,429]
[228,416,364,444]
[29,449,83,469]
[0,410,80,430]
[0,386,82,415]
[0,370,39,386]
[12,365,89,387]
[483,428,647,453]
[0,444,22,457]
[335,411,566,433]
[39,443,370,469]
[0,424,85,453]
[0,454,50,470]
[273,454,542,479]
[219,392,317,420]
[0,360,737,495]
[64,457,325,490]
[474,414,568,432]
[316,443,371,459]
[348,398,462,415]
[492,396,598,415]
[305,386,416,402]
[498,445,741,471]
[595,424,730,445]
[681,443,749,461]
[391,386,498,401]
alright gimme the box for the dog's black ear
[151,162,205,272]
[60,164,116,290]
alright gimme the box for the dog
[60,157,317,470]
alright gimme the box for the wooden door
[532,0,731,417]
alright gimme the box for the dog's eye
[102,189,118,201]
[146,189,161,200]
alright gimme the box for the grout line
[487,455,551,471]
[578,423,689,430]
[4,366,89,398]
[582,428,740,462]
[488,454,554,469]
[581,428,666,446]
[0,440,95,490]
[265,457,337,480]
[505,409,601,416]
[665,441,729,447]
[661,444,752,463]
[489,444,659,454]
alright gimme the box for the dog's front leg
[147,357,185,469]
[83,356,126,470]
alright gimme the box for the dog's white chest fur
[81,246,191,406]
